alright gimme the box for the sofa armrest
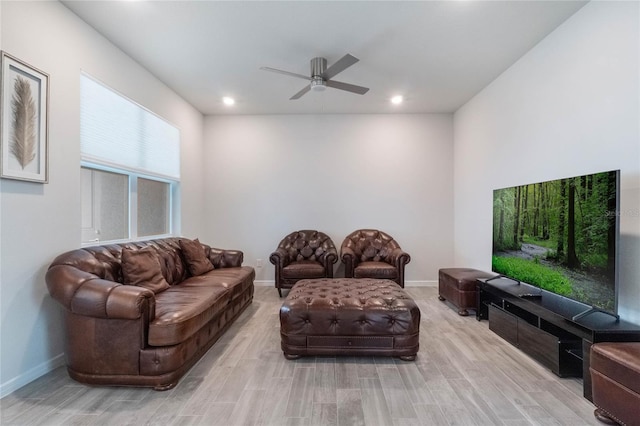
[209,248,244,268]
[320,247,338,270]
[387,248,411,268]
[341,246,358,278]
[269,247,290,268]
[340,246,356,262]
[45,265,155,320]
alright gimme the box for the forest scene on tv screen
[492,170,618,312]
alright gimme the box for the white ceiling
[62,1,587,115]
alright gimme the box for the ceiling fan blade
[322,54,359,80]
[260,67,310,81]
[325,80,369,95]
[290,84,311,100]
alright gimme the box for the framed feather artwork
[1,51,49,183]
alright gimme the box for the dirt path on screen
[496,244,615,308]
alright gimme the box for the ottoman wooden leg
[593,409,619,425]
[283,352,301,360]
[438,295,445,301]
[458,309,469,316]
[399,355,416,361]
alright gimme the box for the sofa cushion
[149,282,230,346]
[200,266,256,301]
[180,238,214,276]
[355,261,398,280]
[282,260,325,279]
[121,247,170,294]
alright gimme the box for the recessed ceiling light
[391,95,403,105]
[223,97,235,106]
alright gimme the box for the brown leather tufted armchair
[340,229,411,287]
[270,230,338,297]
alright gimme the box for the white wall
[203,114,454,284]
[0,1,205,397]
[453,1,640,323]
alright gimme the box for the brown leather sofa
[269,230,338,297]
[340,229,411,287]
[590,342,640,425]
[45,237,254,390]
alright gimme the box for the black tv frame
[491,170,620,322]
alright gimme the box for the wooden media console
[477,277,640,401]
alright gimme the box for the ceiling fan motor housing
[311,57,327,77]
[310,57,327,91]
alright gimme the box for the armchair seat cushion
[354,261,398,280]
[150,281,230,346]
[282,260,325,279]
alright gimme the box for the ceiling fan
[260,54,369,100]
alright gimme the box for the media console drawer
[488,303,517,345]
[488,303,581,377]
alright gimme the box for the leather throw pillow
[180,238,214,276]
[121,247,170,294]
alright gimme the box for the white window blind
[80,74,180,180]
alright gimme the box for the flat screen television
[492,170,620,318]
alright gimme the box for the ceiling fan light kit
[260,54,369,100]
[310,77,326,92]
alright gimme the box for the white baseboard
[404,280,437,287]
[0,353,65,399]
[254,280,436,287]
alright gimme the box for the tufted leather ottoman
[279,278,420,360]
[438,268,496,316]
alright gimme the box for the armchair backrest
[341,229,401,262]
[277,230,336,262]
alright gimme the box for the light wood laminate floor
[1,287,598,426]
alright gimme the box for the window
[80,74,180,244]
[81,168,129,243]
[137,177,170,237]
